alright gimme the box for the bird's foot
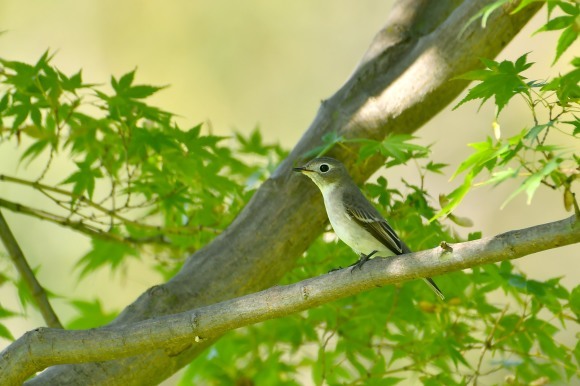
[350,250,378,273]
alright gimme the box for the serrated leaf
[451,138,505,180]
[115,70,136,92]
[535,15,575,33]
[554,26,578,64]
[75,238,138,280]
[60,159,103,199]
[20,139,50,163]
[501,157,560,208]
[563,116,580,136]
[425,161,448,174]
[454,54,532,115]
[123,84,166,99]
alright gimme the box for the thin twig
[0,210,63,329]
[0,197,169,245]
[472,304,509,385]
[0,174,222,235]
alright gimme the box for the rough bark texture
[24,0,543,384]
[3,216,579,385]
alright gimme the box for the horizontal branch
[0,174,222,238]
[0,197,218,247]
[25,1,546,383]
[2,215,578,385]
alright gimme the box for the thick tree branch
[27,0,545,384]
[0,210,62,329]
[2,215,578,385]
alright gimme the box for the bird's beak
[293,166,311,173]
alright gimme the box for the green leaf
[535,15,575,33]
[124,85,165,99]
[525,122,553,141]
[454,54,532,115]
[60,159,103,199]
[20,139,50,164]
[541,62,580,105]
[431,173,473,222]
[302,131,345,159]
[0,323,14,341]
[501,157,561,208]
[451,138,506,180]
[372,378,404,386]
[425,161,448,174]
[558,1,579,15]
[477,167,519,186]
[235,127,273,156]
[67,299,117,329]
[112,70,135,92]
[554,26,578,64]
[563,116,580,136]
[511,0,542,14]
[570,285,580,319]
[379,134,428,164]
[0,306,18,319]
[464,0,509,30]
[468,231,482,241]
[75,238,138,279]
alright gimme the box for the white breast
[321,185,392,257]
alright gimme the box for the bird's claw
[349,250,378,273]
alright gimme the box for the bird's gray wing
[343,192,403,255]
[344,191,445,299]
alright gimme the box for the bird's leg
[350,250,378,273]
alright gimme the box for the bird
[293,156,444,300]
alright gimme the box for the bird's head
[293,157,350,193]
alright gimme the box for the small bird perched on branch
[294,157,444,300]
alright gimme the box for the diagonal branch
[0,210,63,329]
[2,215,578,385]
[26,0,545,384]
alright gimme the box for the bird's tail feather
[423,277,445,300]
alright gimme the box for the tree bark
[2,215,579,385]
[23,0,544,384]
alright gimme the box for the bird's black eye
[319,164,330,173]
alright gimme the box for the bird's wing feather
[343,194,403,255]
[342,189,445,299]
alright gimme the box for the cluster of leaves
[0,1,578,384]
[180,2,580,384]
[182,166,580,385]
[438,0,579,218]
[182,133,579,384]
[0,53,286,329]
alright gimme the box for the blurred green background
[0,1,578,383]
